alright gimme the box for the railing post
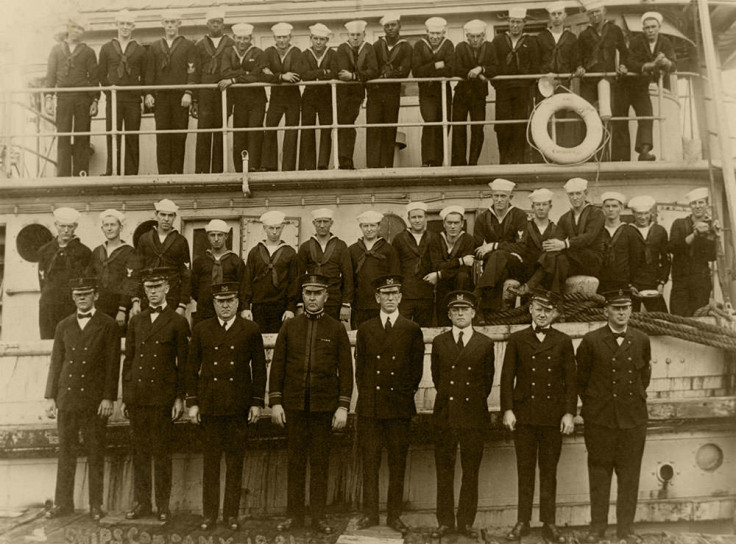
[221,86,228,172]
[657,73,664,161]
[331,80,339,170]
[441,79,449,166]
[111,87,118,176]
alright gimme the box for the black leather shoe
[581,530,605,544]
[157,509,171,522]
[125,504,152,520]
[432,525,453,538]
[617,531,642,544]
[227,517,240,531]
[277,518,303,531]
[355,514,379,529]
[312,519,334,534]
[200,517,216,531]
[45,505,73,519]
[506,521,531,541]
[90,506,105,521]
[543,524,565,544]
[461,525,479,539]
[388,517,410,535]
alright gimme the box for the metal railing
[0,71,695,178]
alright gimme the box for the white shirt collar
[452,325,474,343]
[77,307,96,329]
[150,302,168,321]
[380,310,400,328]
[219,316,236,330]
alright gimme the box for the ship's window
[379,213,407,243]
[16,224,53,263]
[133,220,158,248]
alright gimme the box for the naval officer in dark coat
[122,267,190,522]
[354,274,425,534]
[186,282,267,531]
[577,288,651,543]
[44,277,120,521]
[501,289,576,543]
[431,291,495,538]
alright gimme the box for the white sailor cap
[628,195,656,213]
[530,188,555,203]
[271,22,293,36]
[546,1,566,13]
[160,10,182,21]
[154,199,179,213]
[508,7,528,19]
[440,205,465,220]
[115,10,136,24]
[379,13,401,26]
[685,187,709,204]
[564,177,588,192]
[601,191,627,205]
[344,20,368,33]
[53,207,81,224]
[260,210,286,226]
[583,0,605,11]
[205,219,229,233]
[232,23,254,37]
[205,8,226,22]
[489,178,516,193]
[463,19,487,34]
[68,14,89,31]
[357,210,384,224]
[425,17,447,32]
[99,209,126,224]
[311,208,334,220]
[406,201,428,213]
[641,11,663,26]
[309,23,332,38]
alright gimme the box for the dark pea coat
[391,230,438,302]
[349,238,400,311]
[136,227,192,308]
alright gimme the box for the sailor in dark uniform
[242,211,298,333]
[136,199,191,314]
[501,288,576,543]
[194,8,234,174]
[299,23,337,170]
[335,20,378,169]
[260,22,302,172]
[186,282,267,531]
[392,202,438,327]
[44,277,120,521]
[98,10,146,175]
[88,209,142,327]
[597,192,640,293]
[44,15,99,177]
[354,274,424,533]
[451,19,496,166]
[38,207,92,339]
[366,13,412,168]
[413,17,454,167]
[577,288,651,543]
[667,187,718,317]
[430,291,495,539]
[491,8,539,164]
[628,196,670,313]
[220,23,267,172]
[269,274,354,534]
[191,219,245,326]
[426,206,477,327]
[349,210,400,328]
[473,178,528,313]
[143,11,197,175]
[122,268,190,522]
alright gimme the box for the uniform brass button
[466,382,470,385]
[392,356,396,360]
[81,375,85,378]
[450,396,454,400]
[531,395,535,399]
[214,362,218,365]
[150,380,153,383]
[628,357,632,360]
[547,356,551,359]
[141,342,144,345]
[140,354,144,358]
[81,388,84,391]
[69,374,73,377]
[139,366,143,369]
[377,355,381,359]
[450,381,454,384]
[84,348,88,351]
[467,367,471,370]
[547,368,551,372]
[82,361,86,365]
[390,387,394,391]
[628,370,633,373]
[613,393,617,397]
[532,382,535,386]
[230,362,234,365]
[628,380,633,384]
[152,367,155,370]
[72,348,76,351]
[390,371,395,376]
[547,395,551,399]
[154,355,157,358]
[613,369,617,372]
[532,368,536,372]
[138,379,142,382]
[377,370,380,374]
[229,378,234,382]
[376,386,381,390]
[532,355,535,359]
[155,341,159,344]
[465,398,469,402]
[231,346,235,349]
[67,387,71,390]
[215,347,219,350]
[452,365,456,369]
[214,378,218,381]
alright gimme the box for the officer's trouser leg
[308,411,332,522]
[55,410,80,509]
[223,416,248,519]
[385,418,410,522]
[201,415,224,520]
[514,424,537,523]
[456,429,484,529]
[360,417,383,520]
[584,423,615,533]
[81,410,107,508]
[129,407,153,509]
[538,425,563,524]
[285,410,309,521]
[434,428,459,527]
[151,407,173,511]
[614,425,646,536]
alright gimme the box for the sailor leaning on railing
[39,1,677,177]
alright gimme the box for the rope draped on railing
[481,292,736,352]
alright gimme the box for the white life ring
[530,93,604,164]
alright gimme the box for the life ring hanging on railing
[529,92,604,165]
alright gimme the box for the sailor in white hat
[475,179,527,263]
[452,20,493,166]
[598,191,642,293]
[626,10,676,161]
[336,20,376,169]
[365,12,411,168]
[38,207,93,338]
[300,23,337,170]
[626,196,669,312]
[260,23,301,172]
[668,187,718,316]
[415,17,452,167]
[429,205,476,326]
[349,210,398,327]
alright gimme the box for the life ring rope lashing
[528,92,605,165]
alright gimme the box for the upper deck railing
[0,71,697,179]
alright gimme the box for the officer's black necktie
[533,326,549,336]
[77,312,92,320]
[150,306,163,314]
[457,331,464,350]
[385,318,392,333]
[613,331,626,340]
